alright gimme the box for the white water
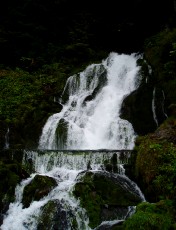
[38,52,141,150]
[1,150,145,230]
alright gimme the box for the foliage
[144,28,176,106]
[133,115,176,202]
[0,63,74,148]
[123,200,175,230]
[0,153,29,216]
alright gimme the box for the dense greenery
[123,200,175,230]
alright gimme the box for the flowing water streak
[162,90,168,118]
[152,87,159,127]
[38,52,141,150]
[4,128,9,149]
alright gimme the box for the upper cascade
[38,52,141,150]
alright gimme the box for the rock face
[73,171,143,229]
[120,79,171,136]
[120,84,164,135]
[22,175,57,208]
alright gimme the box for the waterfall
[1,53,145,230]
[38,52,141,150]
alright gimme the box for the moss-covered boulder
[123,200,175,230]
[73,171,143,229]
[37,199,77,230]
[133,116,176,202]
[22,175,57,208]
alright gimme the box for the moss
[73,171,142,229]
[144,28,176,108]
[133,116,176,202]
[0,158,29,216]
[123,200,175,230]
[22,175,57,208]
[37,199,78,230]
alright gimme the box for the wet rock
[22,175,57,208]
[120,84,157,135]
[37,199,77,230]
[73,171,143,228]
[0,158,29,222]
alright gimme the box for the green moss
[37,199,78,230]
[73,171,142,229]
[123,201,175,230]
[144,28,176,106]
[133,116,176,202]
[22,175,57,208]
[0,158,29,214]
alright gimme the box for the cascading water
[1,150,145,230]
[38,52,141,150]
[1,53,145,230]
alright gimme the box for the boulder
[22,175,57,208]
[73,171,143,228]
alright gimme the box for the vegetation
[123,200,175,230]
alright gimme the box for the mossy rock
[133,117,176,202]
[123,200,175,230]
[22,175,57,208]
[73,171,143,229]
[37,199,78,230]
[0,158,29,224]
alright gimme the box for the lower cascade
[1,150,145,230]
[1,53,145,229]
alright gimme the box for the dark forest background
[0,0,175,68]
